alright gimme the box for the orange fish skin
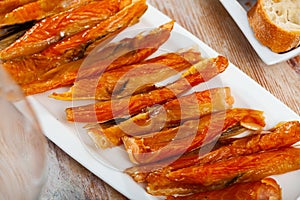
[166,178,282,200]
[190,120,300,166]
[2,0,147,85]
[167,147,300,187]
[125,121,299,183]
[65,56,229,123]
[0,0,126,60]
[87,87,233,148]
[22,21,174,95]
[99,88,232,145]
[21,59,83,95]
[76,20,174,80]
[0,0,36,15]
[40,0,148,61]
[0,0,97,27]
[122,108,265,164]
[51,50,201,101]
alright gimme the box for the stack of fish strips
[0,0,148,94]
[1,1,300,199]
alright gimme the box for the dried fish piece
[193,120,300,164]
[3,0,147,84]
[0,0,129,60]
[122,108,265,164]
[0,0,96,27]
[50,50,201,101]
[146,147,300,196]
[0,0,36,14]
[65,55,229,123]
[166,178,282,200]
[87,87,234,148]
[39,0,147,61]
[167,147,300,187]
[125,120,299,183]
[21,21,175,95]
[20,59,82,95]
[73,20,174,80]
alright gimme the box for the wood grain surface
[40,0,300,199]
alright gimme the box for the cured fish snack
[191,120,300,164]
[86,87,234,148]
[167,147,300,187]
[50,50,202,101]
[145,147,300,196]
[2,0,147,84]
[0,0,96,27]
[65,55,229,123]
[125,120,300,183]
[72,21,174,80]
[0,0,36,14]
[21,21,175,95]
[122,108,265,164]
[125,146,220,183]
[72,20,174,80]
[36,0,146,61]
[0,0,130,60]
[166,178,282,200]
[21,59,83,95]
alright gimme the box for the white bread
[247,0,300,53]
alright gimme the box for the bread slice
[247,0,300,53]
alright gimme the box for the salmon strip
[0,0,129,60]
[20,59,82,95]
[146,172,206,195]
[86,87,234,148]
[0,0,96,27]
[146,148,300,196]
[65,55,229,123]
[125,120,299,183]
[21,21,174,95]
[50,50,201,101]
[20,48,154,95]
[187,120,300,165]
[122,108,265,164]
[0,0,36,14]
[75,20,174,80]
[167,147,300,187]
[166,178,282,200]
[3,0,147,84]
[125,145,220,183]
[39,0,147,61]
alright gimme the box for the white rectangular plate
[27,4,300,200]
[219,0,300,65]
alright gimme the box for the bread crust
[247,0,300,53]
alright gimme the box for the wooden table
[40,0,300,199]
